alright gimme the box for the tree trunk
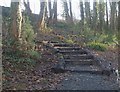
[99,2,105,32]
[80,1,84,31]
[118,1,120,73]
[53,0,57,24]
[118,1,120,31]
[63,0,70,23]
[69,0,73,23]
[110,2,116,31]
[23,0,32,17]
[92,2,98,32]
[85,1,91,28]
[38,0,47,31]
[11,0,22,41]
[105,0,109,30]
[48,0,52,20]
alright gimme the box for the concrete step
[51,43,79,47]
[49,41,59,43]
[64,65,102,74]
[57,50,88,54]
[54,47,82,50]
[64,59,93,65]
[63,54,94,60]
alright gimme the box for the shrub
[54,22,72,30]
[3,48,38,66]
[3,15,40,65]
[41,27,53,34]
[64,35,75,44]
[87,42,107,51]
[103,34,118,46]
[65,39,74,44]
[26,50,41,60]
[21,16,36,51]
[54,22,68,28]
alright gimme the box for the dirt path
[49,42,119,90]
[54,73,118,90]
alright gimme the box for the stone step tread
[51,43,75,45]
[51,43,73,45]
[65,61,93,65]
[63,54,94,59]
[58,53,88,55]
[51,43,79,47]
[58,51,88,54]
[54,46,80,49]
[63,54,89,56]
[54,47,82,50]
[49,41,59,43]
[64,59,93,62]
[57,50,86,52]
[65,65,101,72]
[56,50,84,52]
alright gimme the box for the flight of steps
[47,42,112,76]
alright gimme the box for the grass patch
[65,39,74,44]
[53,21,72,31]
[87,42,107,51]
[26,50,41,60]
[3,47,41,70]
[4,51,36,64]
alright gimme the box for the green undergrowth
[3,15,41,70]
[53,21,72,31]
[48,21,118,52]
[65,39,74,44]
[4,48,40,63]
[3,48,41,70]
[54,22,68,28]
[71,24,118,50]
[64,37,75,44]
[87,42,107,51]
[26,50,41,60]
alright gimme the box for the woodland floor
[2,44,119,90]
[2,29,119,90]
[2,43,70,90]
[90,47,118,71]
